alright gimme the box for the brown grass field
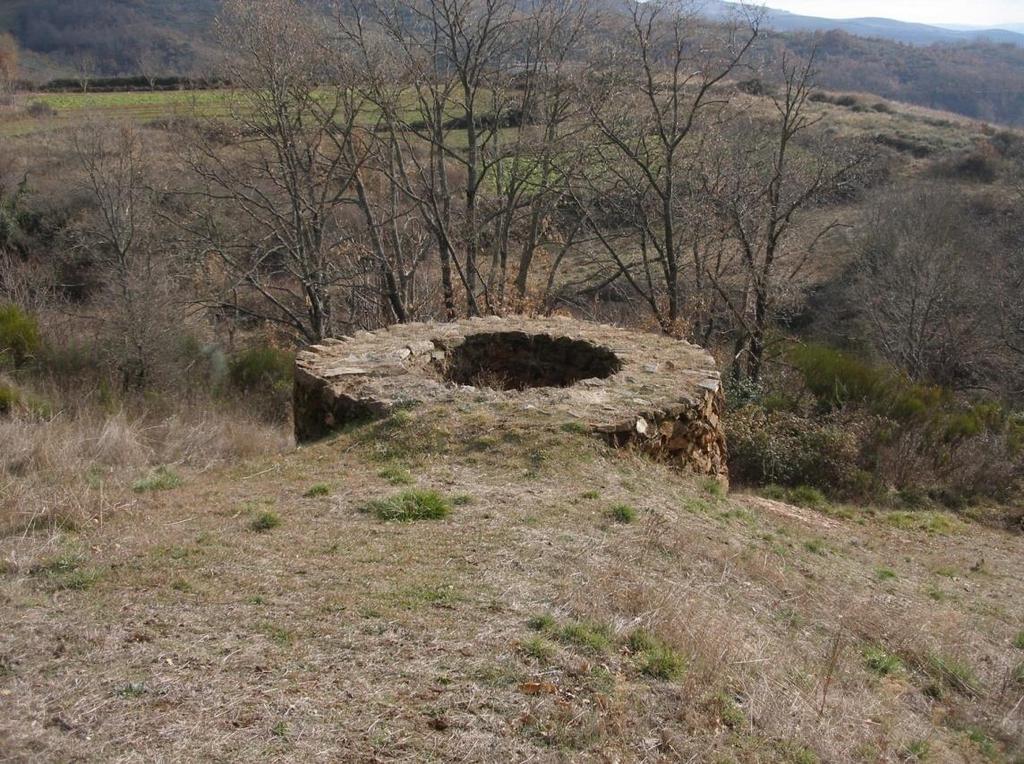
[2,401,1022,761]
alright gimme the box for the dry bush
[0,401,291,539]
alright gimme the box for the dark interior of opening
[442,332,622,390]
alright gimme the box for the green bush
[727,407,867,498]
[228,346,294,393]
[787,343,943,420]
[0,382,20,414]
[0,304,41,368]
[227,345,295,420]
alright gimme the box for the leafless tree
[72,124,178,390]
[134,48,163,90]
[0,33,18,97]
[74,52,98,93]
[179,0,377,343]
[710,52,864,381]
[852,185,999,390]
[343,0,521,317]
[577,0,758,334]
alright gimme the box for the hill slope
[710,1,1024,46]
[2,0,220,78]
[2,402,1022,760]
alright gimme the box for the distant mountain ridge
[709,1,1024,46]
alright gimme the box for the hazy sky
[730,1,1024,26]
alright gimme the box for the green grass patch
[874,567,897,581]
[358,409,449,464]
[527,613,556,632]
[803,538,827,555]
[580,490,600,500]
[34,552,103,591]
[863,645,904,676]
[965,727,997,759]
[132,466,182,493]
[250,511,282,533]
[521,636,556,663]
[923,652,981,697]
[901,740,929,760]
[627,629,687,680]
[377,465,413,485]
[884,511,960,534]
[557,620,613,653]
[116,682,148,699]
[260,623,295,646]
[1012,631,1024,650]
[560,421,590,434]
[390,583,462,609]
[638,644,687,680]
[703,479,727,499]
[361,490,451,522]
[608,503,637,524]
[303,483,330,497]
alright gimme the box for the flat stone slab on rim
[294,316,728,480]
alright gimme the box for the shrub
[727,407,865,497]
[226,345,295,420]
[787,343,942,420]
[941,151,999,183]
[361,490,451,522]
[0,304,41,368]
[228,345,294,392]
[0,382,20,414]
[787,485,827,509]
[24,101,57,119]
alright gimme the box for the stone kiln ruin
[294,316,728,480]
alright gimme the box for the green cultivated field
[0,90,233,136]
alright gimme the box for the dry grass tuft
[0,404,290,539]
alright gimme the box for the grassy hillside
[1,0,220,78]
[4,0,1024,124]
[2,402,1022,760]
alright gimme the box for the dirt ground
[2,402,1023,761]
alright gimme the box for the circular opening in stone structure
[442,331,623,391]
